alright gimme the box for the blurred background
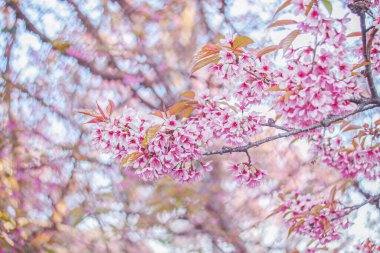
[0,0,379,252]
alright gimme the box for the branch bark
[359,13,378,98]
[331,193,380,221]
[203,102,379,156]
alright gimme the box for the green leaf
[321,0,333,15]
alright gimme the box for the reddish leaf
[169,101,189,116]
[181,106,195,118]
[347,32,361,37]
[194,43,221,61]
[288,219,305,237]
[311,205,325,214]
[180,90,195,99]
[265,206,284,219]
[191,55,221,74]
[78,110,99,117]
[305,0,317,16]
[268,19,297,28]
[360,137,366,149]
[343,125,361,132]
[145,129,160,146]
[219,101,239,113]
[256,45,278,58]
[278,30,301,54]
[290,137,300,145]
[85,117,104,124]
[329,186,337,203]
[151,110,164,118]
[97,102,106,119]
[265,86,286,92]
[352,61,371,71]
[232,36,254,49]
[339,120,350,130]
[122,152,143,166]
[106,100,114,117]
[274,0,291,17]
[142,125,161,147]
[322,218,331,235]
[336,148,355,153]
[352,139,358,149]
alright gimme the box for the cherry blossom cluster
[207,5,363,130]
[210,32,254,84]
[279,192,350,245]
[230,162,267,188]
[271,6,361,128]
[187,93,265,146]
[355,239,380,253]
[92,108,211,182]
[320,137,380,180]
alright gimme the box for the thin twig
[331,193,380,221]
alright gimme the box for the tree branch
[203,102,379,156]
[331,193,380,221]
[359,13,378,98]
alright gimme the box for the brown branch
[261,122,292,132]
[359,13,378,98]
[331,193,380,221]
[203,102,379,156]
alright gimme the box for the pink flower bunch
[355,239,380,253]
[281,192,350,244]
[321,137,380,180]
[188,95,264,146]
[209,33,254,84]
[92,108,211,182]
[230,162,267,188]
[270,15,360,128]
